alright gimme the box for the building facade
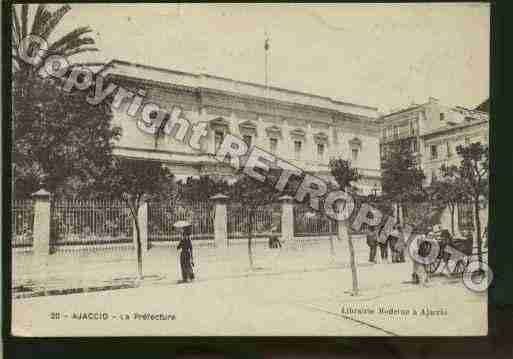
[379,97,489,184]
[99,60,382,195]
[379,97,489,236]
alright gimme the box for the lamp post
[372,183,378,198]
[368,183,378,203]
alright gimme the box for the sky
[36,3,489,114]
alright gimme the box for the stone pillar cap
[278,195,294,202]
[210,194,229,201]
[32,189,51,198]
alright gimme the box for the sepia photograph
[9,3,490,337]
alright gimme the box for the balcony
[381,130,414,143]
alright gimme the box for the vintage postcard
[10,3,490,336]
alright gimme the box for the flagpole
[264,31,269,99]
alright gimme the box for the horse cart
[425,230,474,275]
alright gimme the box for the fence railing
[148,201,214,242]
[13,197,348,250]
[227,203,281,239]
[51,200,133,245]
[13,200,34,248]
[294,204,335,237]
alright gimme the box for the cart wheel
[427,257,441,274]
[453,259,468,275]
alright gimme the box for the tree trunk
[329,220,336,258]
[474,196,483,264]
[134,215,143,279]
[450,204,455,236]
[247,210,254,270]
[396,203,401,224]
[338,220,358,295]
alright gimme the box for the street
[12,259,487,337]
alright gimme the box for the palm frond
[58,37,96,53]
[21,4,28,39]
[12,26,20,50]
[40,4,71,40]
[31,4,51,36]
[12,5,21,46]
[62,47,99,58]
[48,27,94,52]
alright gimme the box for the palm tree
[12,4,99,77]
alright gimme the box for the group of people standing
[366,223,434,287]
[366,224,406,264]
[366,223,456,286]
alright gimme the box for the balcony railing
[381,130,414,142]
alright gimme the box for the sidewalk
[13,237,372,298]
[301,269,487,336]
[12,257,486,336]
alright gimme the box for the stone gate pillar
[279,195,294,242]
[31,189,52,279]
[32,189,52,259]
[211,194,229,248]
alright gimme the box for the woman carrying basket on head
[175,220,195,283]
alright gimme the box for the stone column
[229,112,240,137]
[328,124,335,161]
[256,116,266,149]
[279,195,294,242]
[306,123,314,162]
[282,119,292,159]
[133,201,149,254]
[211,194,229,248]
[32,189,52,259]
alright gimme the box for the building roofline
[380,103,427,119]
[100,59,379,114]
[421,119,489,138]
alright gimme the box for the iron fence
[13,200,34,248]
[51,200,133,245]
[293,204,335,237]
[148,201,214,242]
[227,203,281,239]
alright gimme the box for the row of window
[429,142,452,160]
[382,119,419,139]
[428,137,478,160]
[214,130,359,161]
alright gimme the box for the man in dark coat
[366,225,378,263]
[388,225,402,263]
[377,223,389,262]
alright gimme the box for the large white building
[99,60,383,194]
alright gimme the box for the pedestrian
[377,223,388,262]
[412,232,436,286]
[366,225,378,263]
[411,233,430,286]
[175,220,195,283]
[388,225,401,263]
[395,225,406,263]
[268,224,281,249]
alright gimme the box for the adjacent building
[99,60,383,195]
[378,97,489,236]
